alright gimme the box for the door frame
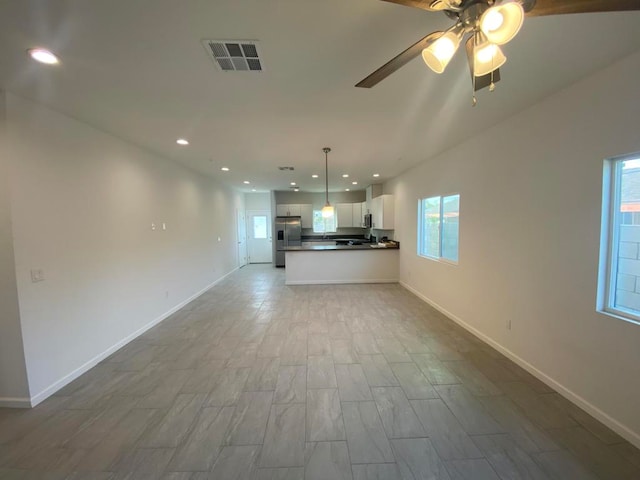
[246,209,273,264]
[236,209,247,268]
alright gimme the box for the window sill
[597,308,640,327]
[417,254,458,266]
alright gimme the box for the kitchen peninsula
[283,242,399,285]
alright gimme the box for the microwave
[364,213,372,228]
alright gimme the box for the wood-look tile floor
[1,264,639,479]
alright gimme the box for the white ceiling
[1,0,639,193]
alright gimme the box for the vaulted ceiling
[1,0,639,192]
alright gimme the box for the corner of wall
[0,89,31,404]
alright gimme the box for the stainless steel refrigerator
[275,216,301,267]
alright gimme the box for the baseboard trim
[400,281,640,450]
[0,397,31,408]
[285,279,399,285]
[28,267,239,407]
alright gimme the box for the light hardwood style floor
[1,265,639,479]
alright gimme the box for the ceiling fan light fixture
[422,29,461,74]
[474,40,506,76]
[480,2,524,45]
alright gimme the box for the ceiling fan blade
[527,0,640,16]
[380,0,439,11]
[355,31,442,88]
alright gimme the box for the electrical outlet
[165,291,169,298]
[162,223,167,231]
[151,223,157,231]
[506,319,512,330]
[217,236,221,242]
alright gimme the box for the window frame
[312,209,337,234]
[417,193,460,265]
[599,154,640,326]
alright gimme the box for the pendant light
[321,147,334,218]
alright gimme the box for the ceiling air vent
[278,166,295,171]
[203,40,263,72]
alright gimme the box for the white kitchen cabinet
[276,204,301,216]
[287,204,301,216]
[300,204,313,228]
[276,204,289,216]
[277,204,313,228]
[371,194,394,230]
[352,202,363,227]
[336,203,353,228]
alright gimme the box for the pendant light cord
[323,147,331,206]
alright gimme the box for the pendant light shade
[473,32,506,77]
[422,28,462,74]
[480,2,524,45]
[322,147,334,218]
[322,204,335,218]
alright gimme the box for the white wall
[0,90,30,404]
[245,192,272,211]
[275,190,365,208]
[385,51,640,446]
[5,93,244,404]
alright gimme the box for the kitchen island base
[285,249,399,285]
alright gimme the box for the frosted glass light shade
[474,43,506,76]
[480,2,524,45]
[422,31,461,74]
[322,205,334,218]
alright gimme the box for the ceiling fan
[356,0,640,101]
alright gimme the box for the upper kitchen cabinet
[336,203,353,228]
[276,204,313,228]
[299,204,313,228]
[277,204,301,217]
[352,202,363,228]
[336,202,366,228]
[371,194,394,230]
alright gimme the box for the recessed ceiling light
[373,173,380,177]
[345,188,350,191]
[352,181,358,185]
[176,138,189,146]
[342,174,349,178]
[290,182,296,186]
[27,48,59,65]
[294,188,299,192]
[243,181,250,184]
[221,167,230,171]
[252,189,256,192]
[312,174,319,178]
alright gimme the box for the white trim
[400,280,640,450]
[28,267,239,407]
[285,279,398,285]
[0,397,31,408]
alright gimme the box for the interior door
[237,209,247,267]
[247,210,272,263]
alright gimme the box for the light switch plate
[30,269,44,283]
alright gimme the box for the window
[312,210,337,233]
[252,215,267,239]
[418,194,460,263]
[599,154,640,324]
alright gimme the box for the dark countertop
[301,235,369,242]
[284,244,399,251]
